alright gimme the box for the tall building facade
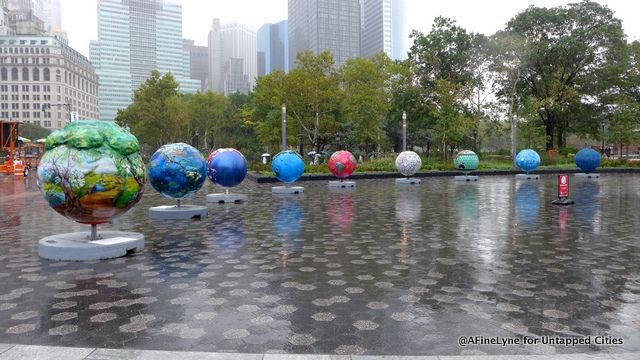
[207,20,256,95]
[257,20,288,76]
[0,35,100,129]
[182,39,207,92]
[90,0,199,121]
[33,0,61,33]
[288,0,360,68]
[361,0,406,60]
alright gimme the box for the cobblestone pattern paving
[0,174,639,356]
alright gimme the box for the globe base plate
[272,186,304,194]
[575,173,600,179]
[206,193,248,203]
[38,231,144,261]
[454,175,479,182]
[328,180,356,188]
[149,205,208,219]
[395,178,421,185]
[515,174,540,180]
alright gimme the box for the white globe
[395,151,422,177]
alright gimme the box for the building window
[11,67,18,80]
[32,68,39,81]
[0,67,6,81]
[22,67,29,81]
[44,68,50,81]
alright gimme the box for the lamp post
[281,104,286,151]
[600,119,606,154]
[402,111,407,152]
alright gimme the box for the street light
[601,119,606,154]
[402,111,407,152]
[281,104,286,151]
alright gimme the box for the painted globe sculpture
[328,150,357,179]
[38,121,146,224]
[515,149,541,173]
[454,150,480,172]
[206,148,248,188]
[575,148,601,173]
[148,143,206,199]
[272,150,305,183]
[395,151,422,177]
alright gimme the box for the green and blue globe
[148,143,207,199]
[38,121,146,224]
[454,150,479,171]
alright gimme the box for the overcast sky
[62,0,640,58]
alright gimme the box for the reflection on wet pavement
[0,174,639,356]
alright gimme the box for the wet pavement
[0,173,638,356]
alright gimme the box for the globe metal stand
[515,173,540,180]
[574,173,600,179]
[395,177,421,185]
[272,184,304,194]
[207,188,248,203]
[149,199,208,219]
[328,179,356,188]
[38,224,145,261]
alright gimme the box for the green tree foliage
[20,123,51,140]
[339,53,392,157]
[186,91,230,151]
[500,0,627,150]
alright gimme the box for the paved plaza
[0,175,638,357]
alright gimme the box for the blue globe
[515,149,541,173]
[272,150,305,183]
[207,148,248,188]
[575,148,601,173]
[148,143,206,199]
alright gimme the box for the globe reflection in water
[328,191,355,232]
[515,181,540,228]
[573,180,600,222]
[455,183,479,219]
[273,200,304,242]
[395,189,422,223]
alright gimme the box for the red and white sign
[558,174,569,198]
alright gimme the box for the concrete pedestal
[149,205,208,219]
[38,231,144,261]
[454,175,479,182]
[206,193,248,203]
[515,174,540,180]
[272,186,304,194]
[328,180,356,188]
[575,173,600,179]
[395,178,421,185]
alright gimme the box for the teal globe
[272,150,305,183]
[148,143,206,199]
[454,150,479,171]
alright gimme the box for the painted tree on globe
[38,121,146,224]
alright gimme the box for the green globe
[454,150,479,172]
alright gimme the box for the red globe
[327,150,357,179]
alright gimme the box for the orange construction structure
[1,121,32,176]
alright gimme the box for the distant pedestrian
[605,147,611,159]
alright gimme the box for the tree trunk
[545,120,555,151]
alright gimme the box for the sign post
[552,174,574,205]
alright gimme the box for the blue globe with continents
[515,149,541,173]
[454,150,479,171]
[207,148,248,188]
[147,143,206,199]
[272,150,305,183]
[575,148,601,173]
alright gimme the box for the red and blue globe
[328,150,357,179]
[207,148,248,188]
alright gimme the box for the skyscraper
[90,0,199,121]
[288,0,361,68]
[33,0,61,33]
[183,39,208,92]
[207,19,256,95]
[361,0,406,60]
[257,20,288,76]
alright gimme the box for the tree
[339,53,392,157]
[501,0,627,150]
[115,70,185,151]
[249,69,293,152]
[186,91,230,151]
